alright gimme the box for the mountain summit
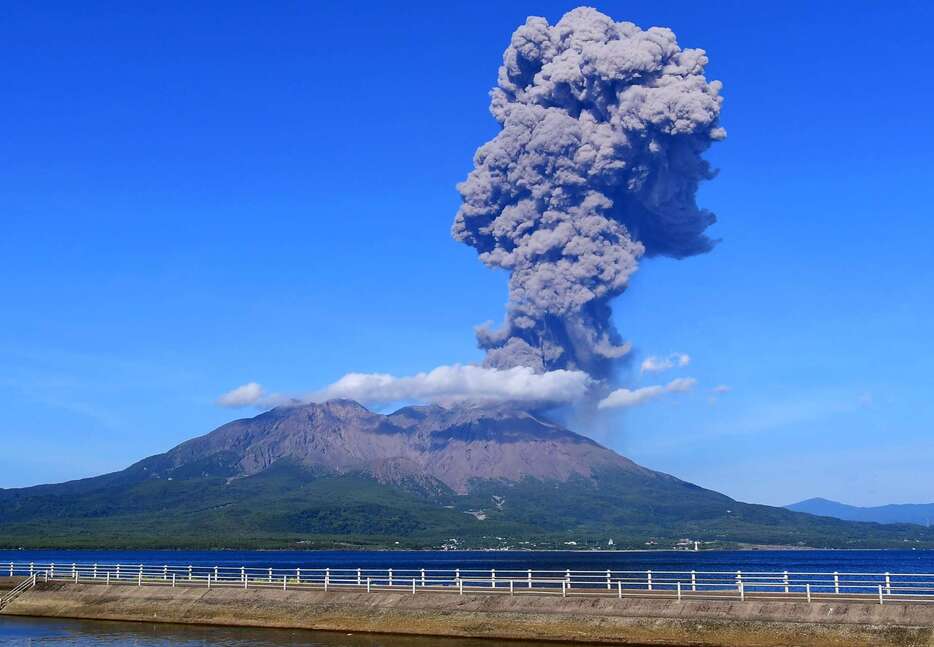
[2,400,933,549]
[156,399,649,494]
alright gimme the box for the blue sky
[3,1,932,506]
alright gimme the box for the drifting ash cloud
[217,365,593,409]
[454,7,724,379]
[218,7,723,418]
[598,377,696,410]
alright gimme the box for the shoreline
[1,546,918,554]
[3,579,933,647]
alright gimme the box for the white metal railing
[0,573,37,611]
[5,562,934,606]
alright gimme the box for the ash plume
[453,7,725,380]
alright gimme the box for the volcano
[1,400,932,549]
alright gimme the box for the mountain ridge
[2,400,934,549]
[786,497,934,527]
[152,398,649,494]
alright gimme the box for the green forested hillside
[2,459,932,549]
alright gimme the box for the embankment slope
[4,581,934,647]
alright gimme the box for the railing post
[412,578,416,595]
[833,571,839,595]
[283,575,287,591]
[691,570,697,592]
[325,568,331,589]
[647,570,653,591]
[116,564,120,580]
[244,575,248,590]
[459,578,463,595]
[8,562,12,577]
[388,568,393,587]
[528,569,532,589]
[138,571,142,587]
[510,579,514,596]
[617,580,622,599]
[885,572,891,596]
[47,563,52,578]
[455,568,460,586]
[491,568,496,589]
[138,565,143,582]
[93,563,98,579]
[783,571,789,594]
[173,573,176,588]
[566,569,571,590]
[74,570,78,584]
[269,568,273,583]
[806,583,811,603]
[606,569,611,589]
[164,565,168,581]
[207,573,211,589]
[241,566,245,583]
[879,585,884,605]
[189,565,193,582]
[357,568,362,586]
[736,570,742,591]
[562,580,567,598]
[72,563,77,578]
[677,581,682,601]
[296,567,300,583]
[106,573,111,586]
[739,581,745,602]
[421,568,426,587]
[367,577,371,593]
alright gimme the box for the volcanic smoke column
[453,7,725,380]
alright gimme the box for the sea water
[1,548,932,574]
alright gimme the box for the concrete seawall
[3,579,934,646]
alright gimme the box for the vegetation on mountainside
[2,461,933,550]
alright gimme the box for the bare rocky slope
[159,399,654,494]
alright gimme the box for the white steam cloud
[217,365,592,409]
[640,352,691,374]
[217,382,265,408]
[598,376,696,410]
[309,364,591,406]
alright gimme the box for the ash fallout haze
[2,0,933,516]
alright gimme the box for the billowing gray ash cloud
[453,7,725,380]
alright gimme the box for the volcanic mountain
[1,400,932,549]
[158,399,650,494]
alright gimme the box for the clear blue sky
[3,1,932,506]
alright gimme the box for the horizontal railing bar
[9,561,934,590]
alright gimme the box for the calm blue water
[1,549,932,574]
